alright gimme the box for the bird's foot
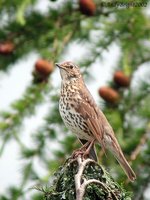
[71,140,95,160]
[72,146,87,160]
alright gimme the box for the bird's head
[56,61,81,83]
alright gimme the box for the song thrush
[56,61,136,182]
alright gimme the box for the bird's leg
[72,141,91,159]
[72,140,96,159]
[83,139,95,159]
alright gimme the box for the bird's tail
[109,139,136,182]
[115,150,136,182]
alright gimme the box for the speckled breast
[59,93,93,141]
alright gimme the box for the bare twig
[130,132,149,161]
[75,156,94,200]
[74,155,119,200]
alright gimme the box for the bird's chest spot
[59,97,85,131]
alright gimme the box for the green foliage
[40,158,131,200]
[0,82,50,155]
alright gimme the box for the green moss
[41,158,132,200]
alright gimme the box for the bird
[56,61,136,182]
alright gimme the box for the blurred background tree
[0,0,150,199]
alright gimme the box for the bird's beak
[55,63,61,68]
[55,63,66,71]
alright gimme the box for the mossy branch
[35,155,132,200]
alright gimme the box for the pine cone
[79,0,96,16]
[114,71,130,87]
[35,59,54,76]
[33,59,54,83]
[0,42,15,54]
[98,86,120,104]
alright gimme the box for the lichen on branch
[38,155,131,200]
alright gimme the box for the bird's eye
[69,65,73,69]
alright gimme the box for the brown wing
[74,88,106,151]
